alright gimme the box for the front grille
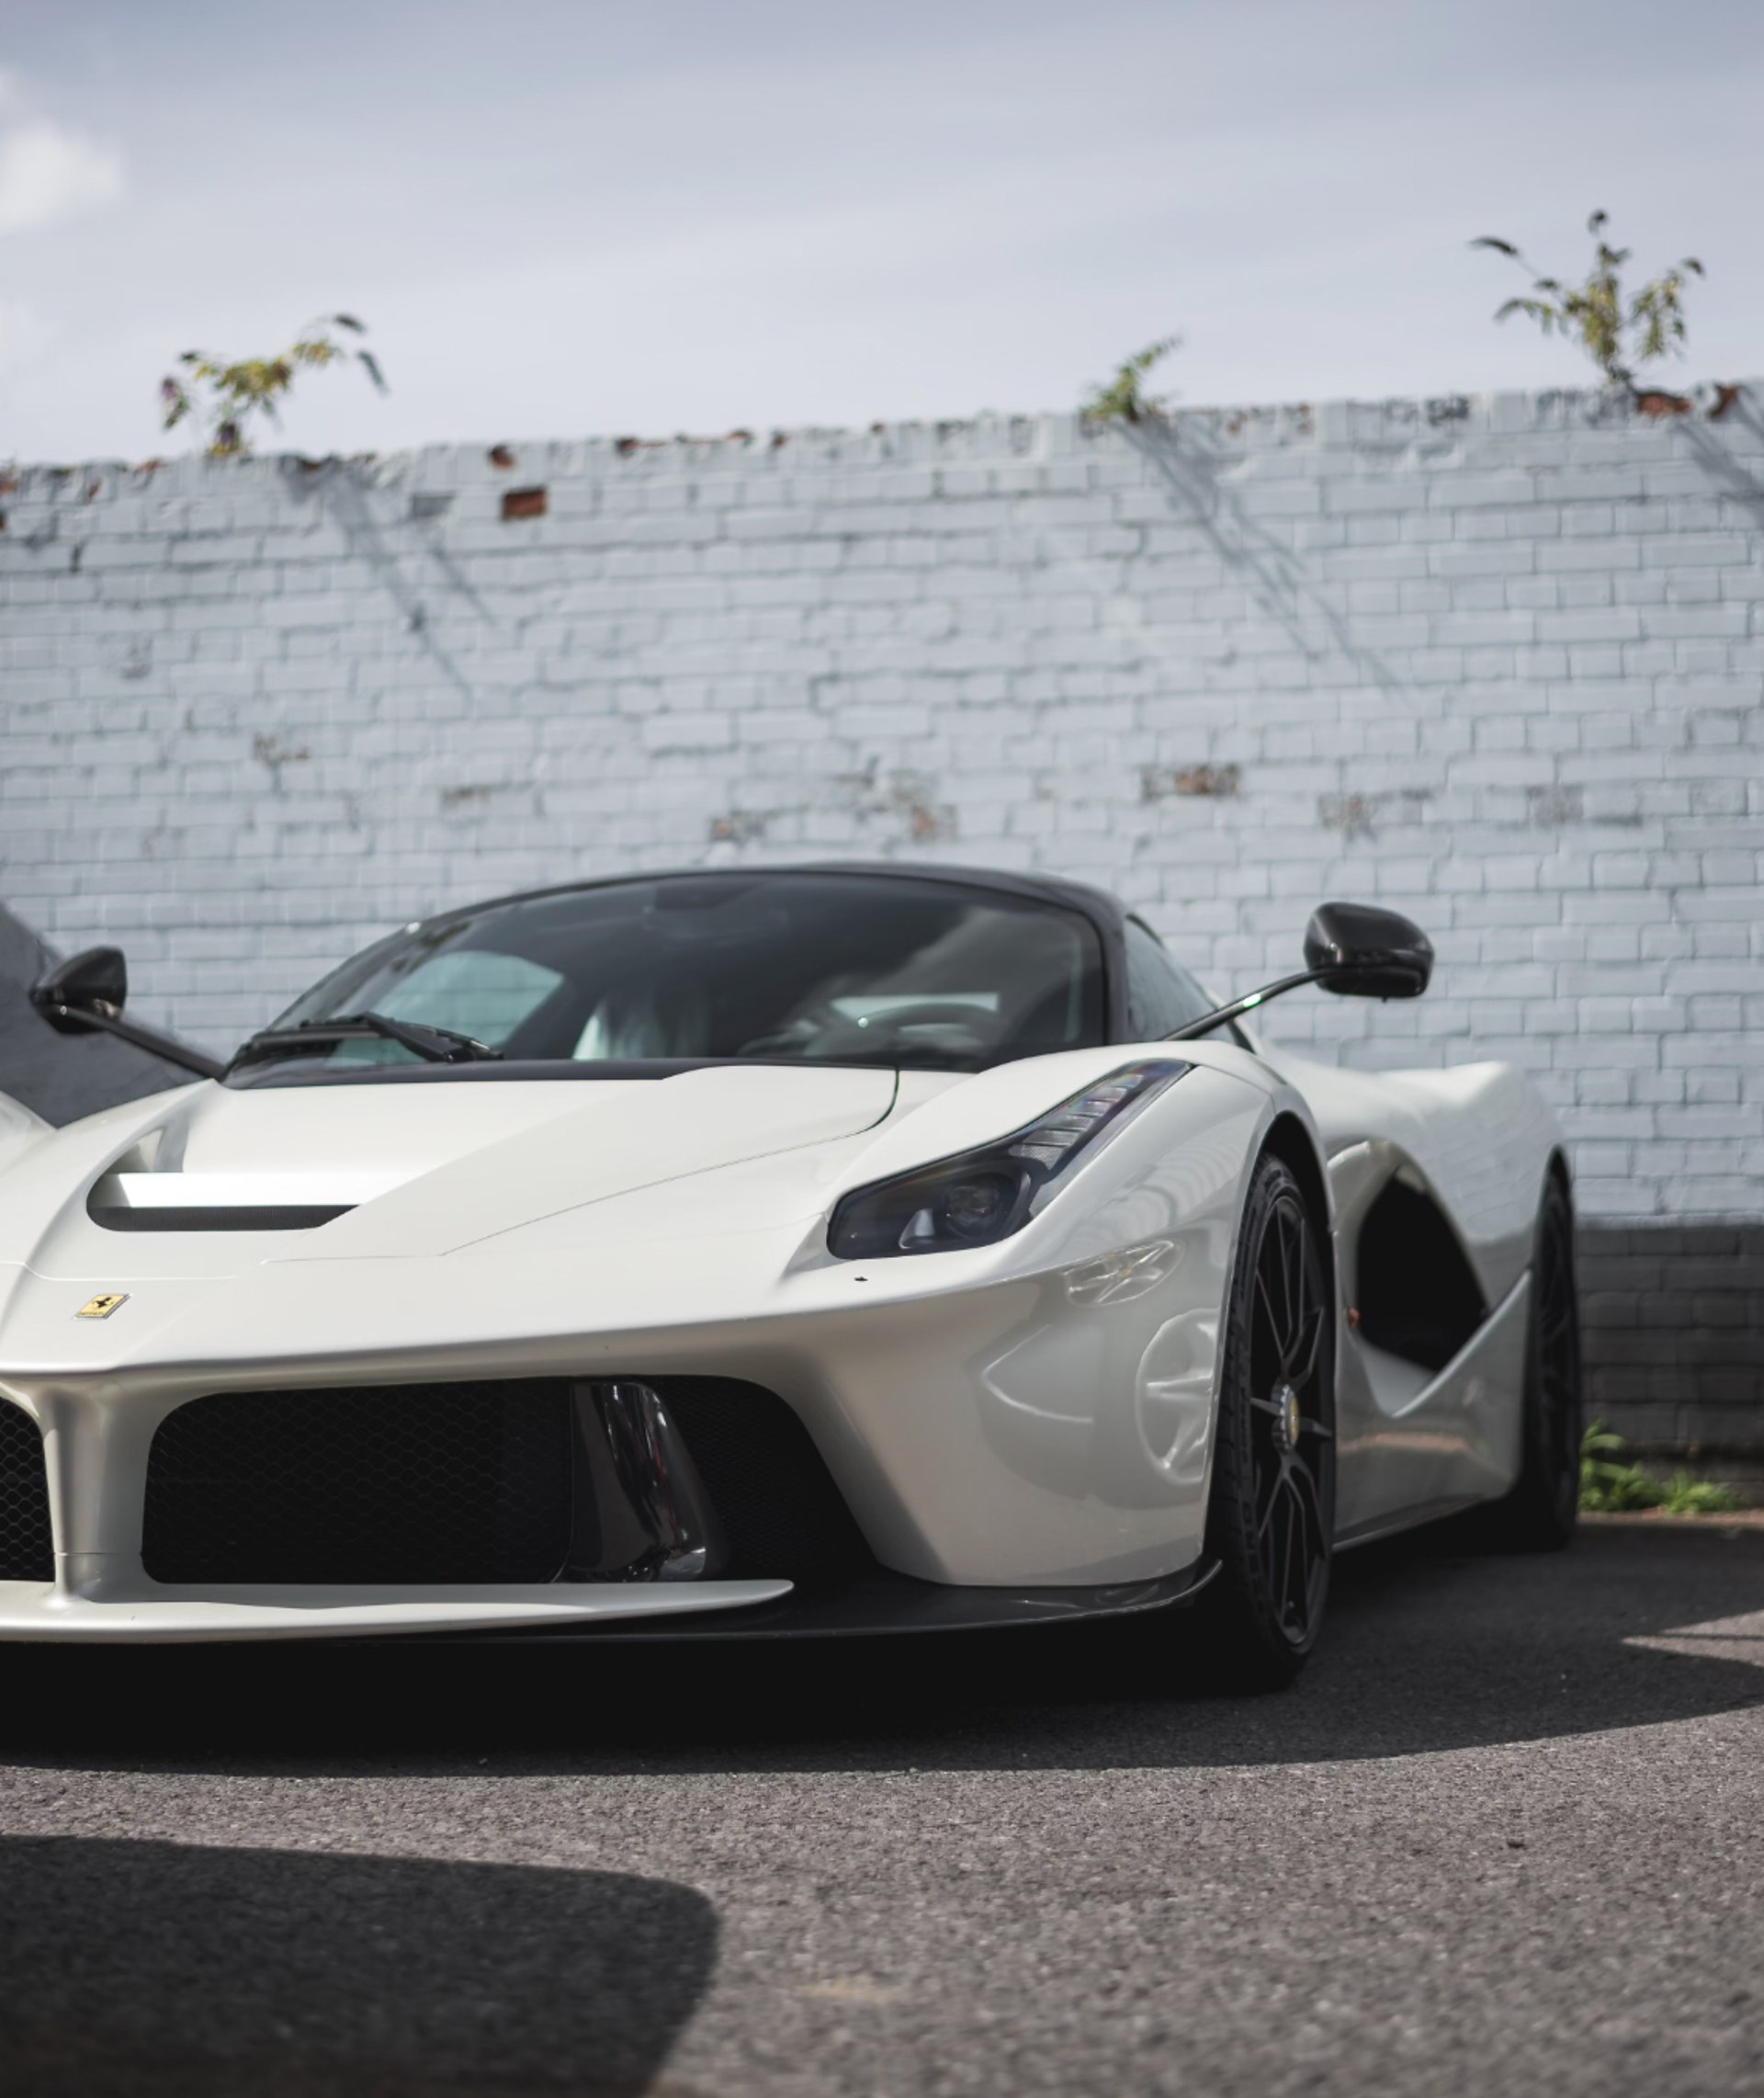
[141,1375,874,1591]
[657,1378,875,1589]
[0,1401,53,1581]
[142,1381,574,1584]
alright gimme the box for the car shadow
[0,1835,717,2098]
[6,1525,1762,1777]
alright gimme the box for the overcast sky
[2,0,1761,461]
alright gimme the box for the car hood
[0,1065,902,1278]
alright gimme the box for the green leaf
[1470,211,1703,391]
[157,312,384,456]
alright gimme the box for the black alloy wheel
[1195,1152,1336,1689]
[1480,1174,1582,1549]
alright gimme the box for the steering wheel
[738,1001,1002,1057]
[842,1001,1001,1038]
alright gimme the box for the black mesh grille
[655,1378,875,1589]
[142,1381,573,1584]
[140,1375,873,1592]
[0,1401,53,1582]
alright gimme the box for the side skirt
[1332,1495,1490,1552]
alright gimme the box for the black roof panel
[419,861,1128,937]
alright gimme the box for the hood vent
[93,1202,356,1233]
[86,1169,401,1234]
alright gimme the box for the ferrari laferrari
[0,865,1580,1682]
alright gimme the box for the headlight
[828,1060,1190,1259]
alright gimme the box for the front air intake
[142,1381,575,1583]
[648,1378,875,1589]
[141,1376,875,1590]
[0,1401,53,1582]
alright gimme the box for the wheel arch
[1261,1110,1337,1298]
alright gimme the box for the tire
[1193,1152,1337,1690]
[1477,1174,1582,1550]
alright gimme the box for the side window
[1124,919,1218,1038]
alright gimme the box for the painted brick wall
[1578,1223,1764,1467]
[2,385,1760,1450]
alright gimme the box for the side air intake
[1356,1175,1487,1373]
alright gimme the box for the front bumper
[0,1064,1262,1641]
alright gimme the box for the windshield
[232,872,1107,1082]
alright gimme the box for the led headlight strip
[828,1059,1191,1259]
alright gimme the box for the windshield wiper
[231,1011,503,1067]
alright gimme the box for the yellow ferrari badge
[75,1292,130,1321]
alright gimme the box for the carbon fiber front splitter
[377,1557,1221,1645]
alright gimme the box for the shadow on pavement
[0,1835,716,2098]
[6,1523,1763,1776]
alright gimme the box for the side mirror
[1303,902,1433,1000]
[28,945,225,1078]
[30,946,129,1035]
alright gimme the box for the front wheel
[1193,1153,1337,1690]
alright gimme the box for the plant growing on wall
[159,315,388,458]
[1470,213,1703,392]
[1082,336,1181,424]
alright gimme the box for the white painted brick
[3,385,1761,1227]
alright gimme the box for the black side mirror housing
[30,946,129,1035]
[1165,901,1434,1043]
[27,943,224,1079]
[1303,902,1433,1000]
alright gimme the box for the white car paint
[0,1581,792,1644]
[0,1020,1562,1639]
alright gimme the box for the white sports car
[0,866,1580,1683]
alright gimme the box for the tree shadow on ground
[7,1525,1763,1779]
[0,1835,716,2098]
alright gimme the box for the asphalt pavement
[2,1519,1761,2098]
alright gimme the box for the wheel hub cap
[1272,1380,1301,1453]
